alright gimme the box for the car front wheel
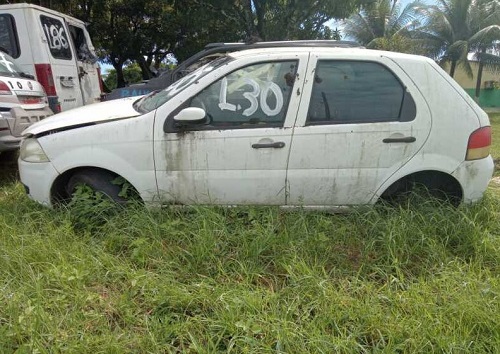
[66,169,128,205]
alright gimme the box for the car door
[153,52,309,205]
[39,13,83,111]
[286,52,432,206]
[65,19,102,105]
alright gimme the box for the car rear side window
[40,15,72,60]
[0,14,20,58]
[307,60,414,124]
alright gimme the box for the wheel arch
[376,169,463,203]
[50,166,142,205]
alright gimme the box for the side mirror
[173,107,206,124]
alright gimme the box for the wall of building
[443,61,499,108]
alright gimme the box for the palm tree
[416,0,499,102]
[416,0,500,78]
[343,0,425,53]
[468,0,500,100]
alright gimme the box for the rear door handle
[383,137,416,143]
[252,141,286,149]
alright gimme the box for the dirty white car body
[0,51,53,152]
[19,45,494,207]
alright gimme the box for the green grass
[1,182,500,352]
[490,113,500,175]
[488,113,500,195]
[0,114,498,352]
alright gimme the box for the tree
[468,0,500,101]
[416,0,500,78]
[197,0,366,41]
[415,0,499,104]
[103,63,143,90]
[5,0,367,86]
[343,0,425,53]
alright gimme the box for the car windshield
[0,51,23,78]
[134,56,232,114]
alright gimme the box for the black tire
[66,169,127,204]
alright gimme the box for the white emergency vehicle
[0,51,52,152]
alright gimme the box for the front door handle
[383,136,416,143]
[252,141,286,149]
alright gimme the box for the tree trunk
[242,0,259,40]
[474,48,486,103]
[136,56,153,80]
[253,0,266,40]
[449,60,457,78]
[113,61,126,88]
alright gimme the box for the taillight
[34,64,57,96]
[0,80,12,95]
[19,96,43,104]
[466,126,491,160]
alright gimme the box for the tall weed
[1,187,499,352]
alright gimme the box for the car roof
[226,44,431,64]
[205,40,363,50]
[179,40,363,68]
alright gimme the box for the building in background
[443,61,499,108]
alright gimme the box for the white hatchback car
[19,41,494,207]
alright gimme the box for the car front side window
[179,60,298,130]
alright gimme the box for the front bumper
[452,156,495,203]
[18,159,60,207]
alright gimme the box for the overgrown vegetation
[490,112,500,176]
[0,114,498,351]
[1,184,500,352]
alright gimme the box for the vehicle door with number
[153,52,309,205]
[287,52,431,206]
[39,13,83,111]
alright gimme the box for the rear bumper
[0,107,53,151]
[452,156,495,203]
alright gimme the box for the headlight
[20,138,49,163]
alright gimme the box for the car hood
[23,96,142,136]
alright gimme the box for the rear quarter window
[0,14,20,58]
[40,15,72,60]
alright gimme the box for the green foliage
[111,176,141,200]
[103,63,143,90]
[344,0,426,54]
[490,113,500,177]
[415,0,500,78]
[1,184,500,351]
[202,0,365,41]
[66,184,121,234]
[11,0,368,85]
[0,114,498,351]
